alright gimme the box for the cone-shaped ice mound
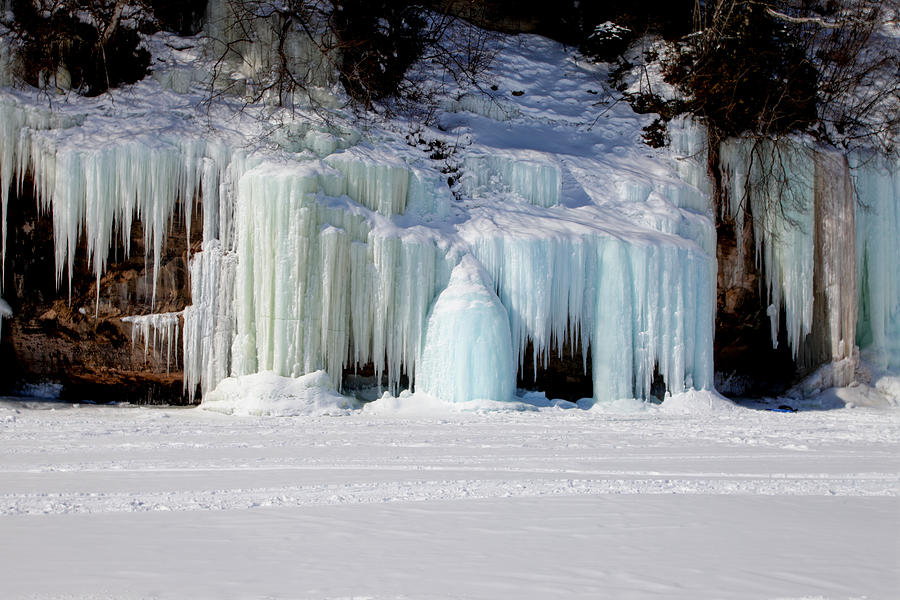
[416,255,516,404]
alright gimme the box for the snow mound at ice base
[658,389,740,415]
[364,388,736,416]
[874,375,900,405]
[783,357,900,410]
[810,375,900,409]
[363,389,607,415]
[363,391,541,416]
[200,371,360,416]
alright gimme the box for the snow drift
[200,370,359,416]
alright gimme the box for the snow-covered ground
[1,396,897,599]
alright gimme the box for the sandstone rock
[0,180,197,404]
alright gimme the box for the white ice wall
[463,221,716,402]
[462,152,561,207]
[227,162,448,396]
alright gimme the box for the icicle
[0,99,74,291]
[2,119,232,309]
[719,138,815,357]
[122,311,183,374]
[0,296,11,340]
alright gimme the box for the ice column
[180,150,249,400]
[592,238,715,402]
[805,150,857,382]
[852,153,900,369]
[183,241,237,399]
[416,255,516,403]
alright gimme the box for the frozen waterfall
[463,217,715,403]
[718,136,899,381]
[852,153,900,370]
[0,93,721,404]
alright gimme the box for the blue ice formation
[416,255,516,403]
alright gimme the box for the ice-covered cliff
[0,3,895,405]
[718,138,900,384]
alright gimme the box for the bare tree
[663,0,898,219]
[1,0,151,95]
[202,1,496,119]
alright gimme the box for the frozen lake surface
[1,397,898,599]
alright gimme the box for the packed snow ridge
[0,2,897,408]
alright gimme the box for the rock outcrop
[0,180,194,403]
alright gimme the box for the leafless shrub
[202,1,497,122]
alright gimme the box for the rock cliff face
[0,180,194,403]
[714,216,796,396]
[0,4,891,405]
